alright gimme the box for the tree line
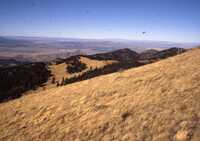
[56,61,141,86]
[0,63,51,102]
[65,56,87,74]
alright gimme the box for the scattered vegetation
[65,56,87,73]
[51,77,56,84]
[61,61,141,86]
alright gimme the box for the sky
[0,0,200,42]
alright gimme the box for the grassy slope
[49,56,116,83]
[32,56,117,92]
[0,48,200,141]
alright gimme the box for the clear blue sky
[0,0,200,42]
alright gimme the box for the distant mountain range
[0,36,198,64]
[87,48,139,62]
[1,36,199,50]
[87,47,186,64]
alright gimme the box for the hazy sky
[0,0,200,42]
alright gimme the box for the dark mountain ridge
[87,48,139,62]
[138,47,186,64]
[139,49,159,60]
[151,47,186,59]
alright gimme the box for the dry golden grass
[80,56,116,69]
[49,56,116,83]
[1,48,200,141]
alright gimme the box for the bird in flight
[142,32,146,34]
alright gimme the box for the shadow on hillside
[0,63,51,103]
[58,61,142,86]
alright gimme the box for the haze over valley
[0,36,198,66]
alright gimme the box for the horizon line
[1,34,200,44]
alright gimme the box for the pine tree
[56,81,60,87]
[51,77,55,84]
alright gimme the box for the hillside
[139,49,159,60]
[0,48,200,140]
[88,48,139,62]
[138,48,186,64]
[48,47,185,86]
[0,47,187,102]
[151,47,186,60]
[49,56,116,84]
